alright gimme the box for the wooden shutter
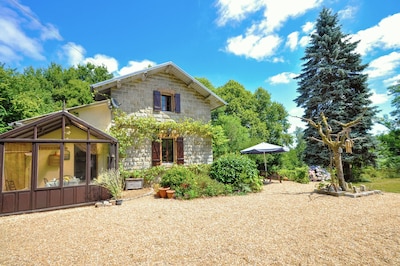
[153,91,161,112]
[176,137,184,165]
[152,141,161,166]
[174,93,181,113]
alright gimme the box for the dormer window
[153,90,180,113]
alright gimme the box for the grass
[354,177,400,193]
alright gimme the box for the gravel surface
[1,181,399,265]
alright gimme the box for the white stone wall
[112,72,214,170]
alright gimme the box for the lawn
[355,177,400,193]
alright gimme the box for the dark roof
[0,110,117,142]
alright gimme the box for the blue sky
[1,0,399,133]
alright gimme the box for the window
[2,143,32,191]
[153,90,180,113]
[162,95,172,111]
[152,137,184,166]
[162,139,174,163]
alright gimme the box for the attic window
[153,90,180,113]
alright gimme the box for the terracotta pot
[159,187,170,198]
[166,190,175,199]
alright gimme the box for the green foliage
[279,167,309,184]
[209,153,262,192]
[157,165,230,200]
[93,169,124,199]
[388,81,400,127]
[109,109,213,157]
[160,166,194,188]
[211,80,291,157]
[294,8,377,169]
[0,62,112,133]
[120,166,166,187]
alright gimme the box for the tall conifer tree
[294,8,377,179]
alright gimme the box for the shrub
[209,153,262,193]
[160,166,194,189]
[279,167,309,184]
[93,169,124,199]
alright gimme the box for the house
[0,62,225,215]
[0,108,118,215]
[90,61,226,170]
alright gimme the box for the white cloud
[118,60,157,76]
[353,13,400,56]
[369,89,390,105]
[268,72,297,84]
[215,0,264,26]
[0,1,62,64]
[216,0,322,60]
[299,35,310,47]
[338,5,358,20]
[62,42,85,66]
[366,52,400,79]
[225,34,281,61]
[384,74,400,86]
[302,21,314,33]
[288,107,306,133]
[84,55,119,74]
[286,32,298,51]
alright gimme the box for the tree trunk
[333,148,346,191]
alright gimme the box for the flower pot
[158,187,170,198]
[166,190,175,199]
[115,199,123,205]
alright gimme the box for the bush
[279,167,309,184]
[209,153,262,193]
[160,166,194,189]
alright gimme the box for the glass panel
[162,95,172,111]
[93,143,111,182]
[63,143,82,186]
[38,144,61,188]
[74,144,88,185]
[162,139,174,163]
[3,143,32,191]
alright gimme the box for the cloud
[288,107,306,133]
[353,13,400,56]
[384,74,400,86]
[216,0,322,60]
[369,89,390,105]
[366,52,400,79]
[215,0,264,26]
[338,5,358,20]
[302,21,314,33]
[268,72,297,84]
[84,55,119,74]
[0,1,62,64]
[286,32,299,51]
[118,60,157,76]
[62,42,85,66]
[225,34,282,60]
[299,35,310,47]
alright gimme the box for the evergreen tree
[294,8,377,180]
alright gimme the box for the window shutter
[152,141,161,166]
[176,137,184,165]
[153,91,161,112]
[174,93,181,113]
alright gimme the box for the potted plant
[94,169,125,204]
[122,170,144,190]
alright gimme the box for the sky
[1,0,399,134]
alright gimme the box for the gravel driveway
[1,181,399,265]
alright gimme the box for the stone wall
[112,72,214,170]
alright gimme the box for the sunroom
[0,110,118,215]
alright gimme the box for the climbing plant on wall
[108,110,216,157]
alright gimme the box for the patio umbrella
[240,142,289,173]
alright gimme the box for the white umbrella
[240,142,289,173]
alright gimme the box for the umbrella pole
[263,152,267,173]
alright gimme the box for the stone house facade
[90,62,226,170]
